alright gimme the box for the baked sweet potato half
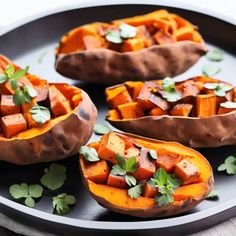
[0,55,97,165]
[106,76,236,147]
[55,9,207,85]
[79,132,213,218]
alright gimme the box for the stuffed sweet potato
[0,55,97,165]
[79,132,213,218]
[106,76,236,147]
[55,9,207,85]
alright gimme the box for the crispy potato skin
[79,132,214,218]
[0,90,97,165]
[55,41,207,85]
[108,112,236,148]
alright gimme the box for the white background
[0,0,235,33]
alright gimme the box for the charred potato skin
[79,132,214,218]
[0,90,97,165]
[55,41,207,85]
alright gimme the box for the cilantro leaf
[202,64,221,77]
[125,156,137,173]
[206,189,219,200]
[0,74,7,84]
[30,105,51,124]
[52,193,76,215]
[162,77,175,92]
[128,184,142,199]
[13,89,30,105]
[153,168,167,186]
[155,192,174,207]
[111,164,126,176]
[9,183,43,208]
[206,49,224,62]
[79,146,100,162]
[24,85,38,98]
[125,175,137,187]
[162,78,181,102]
[40,163,67,190]
[149,149,158,160]
[218,156,236,175]
[5,64,14,78]
[105,31,123,44]
[119,23,137,39]
[116,154,126,169]
[12,66,29,79]
[94,124,111,135]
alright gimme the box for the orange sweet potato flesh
[80,132,214,218]
[1,95,20,115]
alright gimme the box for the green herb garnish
[149,149,158,160]
[40,163,67,190]
[30,105,51,124]
[206,189,219,200]
[150,168,182,207]
[128,184,142,199]
[218,156,236,175]
[52,193,76,215]
[94,124,112,135]
[161,77,181,102]
[206,49,224,62]
[9,183,43,208]
[79,146,100,162]
[125,175,137,187]
[105,23,137,44]
[220,101,236,109]
[203,83,232,97]
[202,64,221,77]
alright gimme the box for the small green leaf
[220,101,236,109]
[149,149,158,160]
[105,31,123,44]
[30,105,51,124]
[119,23,137,39]
[155,192,174,207]
[9,78,19,90]
[203,83,218,90]
[94,124,111,135]
[163,91,182,102]
[13,89,29,105]
[167,174,182,189]
[116,154,126,169]
[79,146,100,162]
[128,184,142,199]
[5,64,15,78]
[29,184,43,198]
[9,183,28,199]
[125,175,137,187]
[0,74,7,84]
[25,197,35,208]
[206,49,224,62]
[12,66,29,79]
[153,168,167,186]
[24,85,38,98]
[125,156,137,173]
[202,64,221,77]
[217,156,236,175]
[111,164,126,176]
[40,163,67,190]
[162,77,175,92]
[206,189,219,200]
[52,193,76,215]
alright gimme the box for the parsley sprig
[161,77,181,102]
[203,83,232,97]
[0,65,38,105]
[79,146,100,162]
[218,156,236,175]
[150,168,182,207]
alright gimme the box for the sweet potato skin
[79,132,214,218]
[55,41,207,85]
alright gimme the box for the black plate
[0,2,235,236]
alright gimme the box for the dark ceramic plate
[0,1,235,235]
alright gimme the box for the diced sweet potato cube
[125,147,140,158]
[121,38,145,52]
[25,113,38,128]
[136,25,153,47]
[108,109,121,120]
[107,173,127,189]
[148,107,168,116]
[218,105,236,115]
[106,86,132,108]
[118,102,144,119]
[174,27,194,41]
[125,81,144,100]
[83,35,102,50]
[1,95,20,115]
[233,87,236,102]
[0,82,14,95]
[170,104,193,117]
[1,113,27,138]
[196,94,217,118]
[98,132,125,164]
[174,159,200,185]
[21,99,37,114]
[143,182,158,198]
[123,137,135,149]
[133,148,156,181]
[153,31,175,45]
[156,153,182,172]
[83,160,110,184]
[35,87,49,104]
[49,85,71,116]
